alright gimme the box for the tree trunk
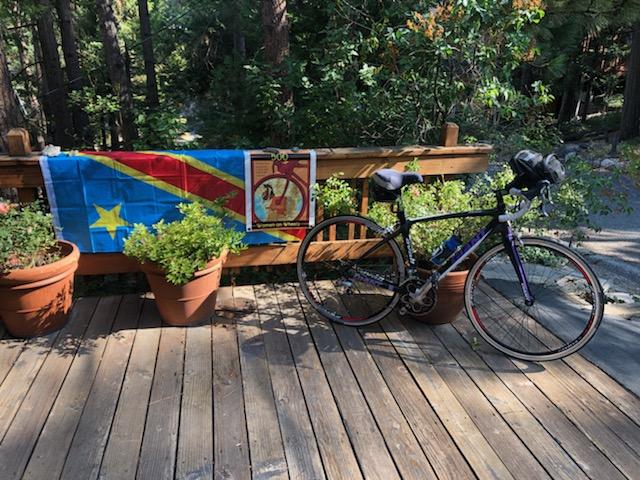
[33,26,51,144]
[621,23,640,140]
[261,0,292,142]
[261,0,290,66]
[137,0,159,108]
[55,0,92,144]
[0,36,24,151]
[36,0,75,147]
[95,0,137,149]
[11,10,44,138]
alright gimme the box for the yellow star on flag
[90,203,130,240]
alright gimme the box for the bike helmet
[509,150,566,188]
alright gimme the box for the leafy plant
[134,110,198,150]
[313,173,356,216]
[369,153,631,263]
[621,143,640,183]
[0,201,61,272]
[469,157,631,242]
[123,202,246,285]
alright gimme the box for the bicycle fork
[502,223,535,306]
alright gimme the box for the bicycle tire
[297,215,405,326]
[465,236,604,361]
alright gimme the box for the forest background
[0,0,639,156]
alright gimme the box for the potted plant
[0,201,80,337]
[369,169,484,324]
[123,202,246,326]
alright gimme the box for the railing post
[440,122,459,147]
[7,128,38,202]
[7,128,32,156]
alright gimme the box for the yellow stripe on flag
[78,152,301,243]
[144,150,245,189]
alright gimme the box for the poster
[244,150,316,232]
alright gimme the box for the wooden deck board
[253,284,326,480]
[176,319,214,480]
[452,317,627,480]
[59,295,142,480]
[137,320,186,479]
[22,296,120,480]
[414,318,589,480]
[234,285,289,480]
[99,299,162,480]
[299,288,402,480]
[272,284,364,480]
[0,285,638,480]
[0,297,99,480]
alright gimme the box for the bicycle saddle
[372,169,424,191]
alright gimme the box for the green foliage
[134,110,197,150]
[469,158,631,241]
[0,201,60,272]
[312,173,356,216]
[621,143,640,182]
[123,202,246,285]
[369,154,631,258]
[369,179,481,260]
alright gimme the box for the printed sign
[244,150,316,231]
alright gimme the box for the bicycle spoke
[468,239,603,360]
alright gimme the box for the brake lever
[539,182,554,217]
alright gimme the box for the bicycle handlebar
[498,188,532,223]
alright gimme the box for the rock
[558,144,581,159]
[607,292,637,304]
[600,158,620,169]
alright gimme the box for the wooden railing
[0,124,492,274]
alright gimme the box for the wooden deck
[0,284,639,480]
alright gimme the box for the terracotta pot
[409,255,477,325]
[0,240,79,337]
[141,250,227,326]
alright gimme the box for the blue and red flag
[40,150,306,253]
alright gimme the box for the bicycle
[297,150,604,361]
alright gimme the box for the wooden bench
[0,124,491,274]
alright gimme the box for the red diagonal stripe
[84,151,245,214]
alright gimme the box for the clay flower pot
[409,256,477,325]
[141,250,227,326]
[0,240,79,337]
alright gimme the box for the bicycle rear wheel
[297,215,405,326]
[465,237,604,361]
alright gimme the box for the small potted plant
[123,202,246,326]
[369,173,484,324]
[0,200,80,337]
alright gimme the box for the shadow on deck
[0,283,639,480]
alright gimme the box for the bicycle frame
[358,195,535,304]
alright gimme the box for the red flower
[0,202,12,215]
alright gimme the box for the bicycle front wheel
[465,237,604,361]
[297,215,405,326]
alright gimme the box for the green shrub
[313,173,356,216]
[123,202,246,285]
[621,143,640,182]
[368,179,483,262]
[0,201,61,272]
[368,154,631,258]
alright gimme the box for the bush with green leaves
[369,178,481,263]
[313,173,356,216]
[0,201,61,272]
[123,202,246,285]
[470,158,631,242]
[368,155,631,261]
[621,143,640,184]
